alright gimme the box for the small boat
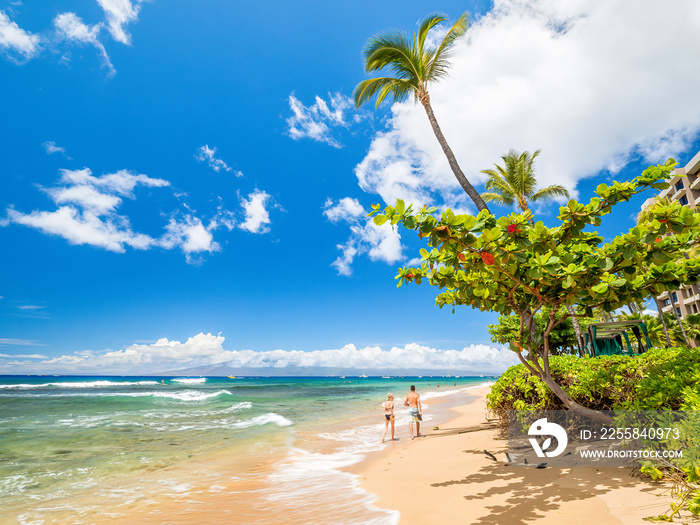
[338,376,345,379]
[381,376,391,379]
[227,376,236,379]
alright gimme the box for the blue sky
[1,0,700,375]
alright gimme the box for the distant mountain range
[157,362,495,377]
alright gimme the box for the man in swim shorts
[404,385,422,439]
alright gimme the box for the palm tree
[652,297,673,346]
[480,149,570,216]
[478,149,581,348]
[353,13,489,213]
[682,313,700,347]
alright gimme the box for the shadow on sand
[427,445,663,524]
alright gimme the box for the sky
[1,0,700,375]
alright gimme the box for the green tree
[488,308,595,356]
[372,159,700,423]
[479,149,585,351]
[353,13,489,213]
[481,149,569,214]
[637,197,694,346]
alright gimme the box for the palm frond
[417,13,448,56]
[427,12,468,81]
[530,185,570,202]
[481,191,515,206]
[353,77,416,108]
[363,32,421,81]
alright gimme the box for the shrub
[487,347,700,422]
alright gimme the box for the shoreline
[352,385,677,524]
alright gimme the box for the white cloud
[286,92,367,148]
[0,338,45,347]
[0,333,518,375]
[194,145,234,173]
[54,12,114,76]
[160,214,222,264]
[0,10,40,60]
[42,141,71,158]
[324,198,403,276]
[2,167,235,261]
[322,197,365,223]
[6,205,154,252]
[17,305,45,310]
[356,0,700,211]
[239,190,272,234]
[96,0,141,45]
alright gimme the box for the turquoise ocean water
[0,375,491,524]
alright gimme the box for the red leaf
[481,252,495,266]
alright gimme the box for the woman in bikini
[381,393,395,443]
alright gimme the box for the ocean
[0,375,491,524]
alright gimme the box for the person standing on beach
[381,393,395,443]
[404,385,422,440]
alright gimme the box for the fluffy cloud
[54,12,114,76]
[3,1,144,75]
[0,333,518,375]
[286,93,368,148]
[324,198,402,276]
[194,145,235,173]
[239,190,273,234]
[356,0,700,211]
[0,10,41,60]
[96,0,141,45]
[2,167,241,262]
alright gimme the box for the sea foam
[231,413,293,429]
[171,378,207,384]
[0,380,159,389]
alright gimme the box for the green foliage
[372,159,699,324]
[488,308,596,355]
[486,346,700,420]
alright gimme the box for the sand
[352,386,683,525]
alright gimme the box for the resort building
[643,149,700,320]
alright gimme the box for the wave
[15,389,236,401]
[171,378,207,384]
[218,401,253,414]
[266,447,400,524]
[231,413,293,429]
[111,389,234,401]
[0,380,159,389]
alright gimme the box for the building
[642,149,700,320]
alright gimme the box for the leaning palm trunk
[421,99,489,212]
[653,297,672,347]
[668,293,690,346]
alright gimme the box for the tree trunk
[566,305,583,355]
[516,352,613,424]
[654,296,672,347]
[668,292,690,346]
[421,100,490,213]
[540,375,613,424]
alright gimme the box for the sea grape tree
[371,159,700,423]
